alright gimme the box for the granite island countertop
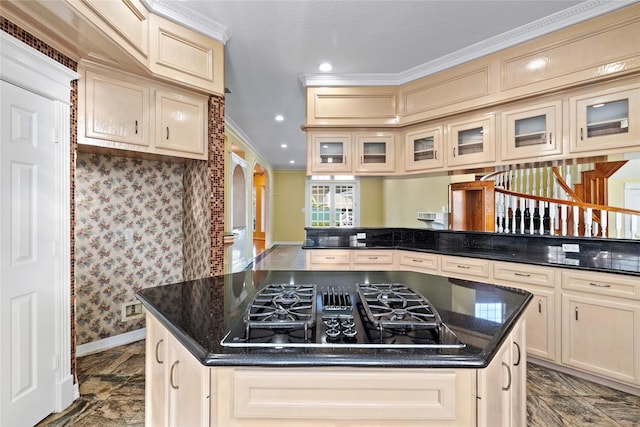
[136,270,531,369]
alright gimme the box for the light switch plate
[562,243,580,253]
[356,232,366,239]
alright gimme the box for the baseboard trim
[76,328,146,357]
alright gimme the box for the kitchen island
[137,270,531,426]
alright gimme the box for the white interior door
[1,80,57,426]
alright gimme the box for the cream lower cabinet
[305,249,394,270]
[561,270,640,386]
[493,262,558,362]
[216,366,475,427]
[477,319,526,427]
[146,313,210,427]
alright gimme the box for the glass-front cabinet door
[446,114,495,167]
[404,126,443,172]
[501,100,562,161]
[354,133,395,173]
[308,133,353,173]
[570,84,640,153]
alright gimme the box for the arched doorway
[253,163,269,256]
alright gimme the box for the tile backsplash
[75,153,185,345]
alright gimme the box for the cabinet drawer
[306,250,351,268]
[493,261,558,288]
[397,251,439,272]
[562,270,640,300]
[440,256,490,279]
[352,250,394,266]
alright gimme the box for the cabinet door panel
[308,133,353,173]
[570,84,640,153]
[562,294,638,384]
[155,90,206,158]
[446,115,496,167]
[404,126,444,172]
[84,69,149,146]
[355,133,395,173]
[145,314,167,427]
[501,101,562,161]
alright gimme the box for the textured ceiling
[168,1,629,171]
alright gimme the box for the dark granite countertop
[136,270,531,369]
[303,227,640,276]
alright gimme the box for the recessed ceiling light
[275,115,284,122]
[318,62,333,72]
[289,160,295,164]
[281,143,288,148]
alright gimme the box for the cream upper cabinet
[79,63,208,160]
[403,126,444,172]
[354,133,396,173]
[501,100,562,161]
[149,14,224,96]
[81,67,150,147]
[446,114,496,167]
[75,0,149,61]
[155,90,207,159]
[561,270,640,385]
[307,132,353,174]
[569,83,640,154]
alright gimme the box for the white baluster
[616,212,622,238]
[565,166,572,196]
[561,205,568,236]
[529,198,535,235]
[572,206,580,236]
[584,208,592,237]
[496,192,503,233]
[539,200,545,235]
[511,196,517,234]
[504,194,510,234]
[601,209,607,238]
[549,202,556,236]
[632,215,638,239]
[526,169,531,195]
[532,168,537,196]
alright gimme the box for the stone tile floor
[38,245,640,426]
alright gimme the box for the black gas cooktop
[221,282,465,349]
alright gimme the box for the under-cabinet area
[137,270,532,427]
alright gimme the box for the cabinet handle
[580,127,584,140]
[575,306,579,321]
[170,361,179,390]
[412,259,423,263]
[452,147,456,157]
[135,120,138,135]
[368,256,378,260]
[456,265,470,269]
[325,256,335,260]
[549,132,552,144]
[513,341,521,366]
[155,339,164,364]
[514,272,530,277]
[589,282,611,288]
[501,362,512,391]
[166,126,170,140]
[434,150,438,160]
[538,300,542,313]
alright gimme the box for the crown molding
[141,0,230,43]
[300,0,637,87]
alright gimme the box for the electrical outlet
[122,301,144,321]
[561,244,580,253]
[356,232,366,239]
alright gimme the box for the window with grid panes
[306,176,359,227]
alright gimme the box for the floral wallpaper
[183,160,211,280]
[75,153,185,345]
